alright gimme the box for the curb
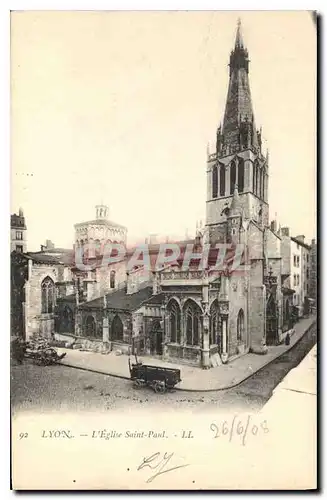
[59,319,316,393]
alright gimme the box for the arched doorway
[266,294,278,345]
[150,320,163,356]
[111,315,124,342]
[85,315,96,337]
[62,306,74,333]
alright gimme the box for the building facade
[12,21,305,368]
[280,227,312,318]
[308,239,317,305]
[11,208,27,253]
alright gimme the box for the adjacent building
[11,208,27,253]
[309,239,317,306]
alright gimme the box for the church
[11,21,295,369]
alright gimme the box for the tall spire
[235,18,244,48]
[217,20,259,155]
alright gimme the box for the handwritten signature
[137,452,189,483]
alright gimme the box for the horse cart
[128,355,181,393]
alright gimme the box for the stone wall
[249,259,265,348]
[95,259,127,297]
[78,308,104,339]
[25,262,59,340]
[228,274,248,357]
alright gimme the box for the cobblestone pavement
[11,323,316,415]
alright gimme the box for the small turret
[227,185,242,244]
[96,204,109,220]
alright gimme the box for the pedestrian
[285,332,290,346]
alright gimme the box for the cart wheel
[154,382,166,394]
[134,379,146,388]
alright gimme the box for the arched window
[85,315,96,337]
[167,299,181,344]
[237,309,245,341]
[110,270,116,289]
[238,158,244,193]
[230,160,237,194]
[41,276,55,313]
[256,165,260,196]
[219,164,226,197]
[259,168,263,199]
[62,305,74,333]
[209,300,219,347]
[212,165,218,198]
[111,314,124,342]
[95,239,101,257]
[184,300,201,346]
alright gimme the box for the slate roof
[74,219,126,230]
[144,293,165,306]
[81,285,154,312]
[291,237,311,251]
[25,250,74,266]
[56,294,76,303]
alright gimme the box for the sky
[11,11,316,251]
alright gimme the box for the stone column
[201,310,210,369]
[161,303,169,360]
[221,314,229,364]
[75,309,81,336]
[244,159,252,192]
[201,272,210,368]
[180,310,185,345]
[102,316,109,343]
[264,174,268,202]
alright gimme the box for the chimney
[126,271,137,295]
[280,227,290,237]
[295,235,305,244]
[149,234,157,245]
[41,240,55,251]
[270,220,277,232]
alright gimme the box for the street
[11,324,316,415]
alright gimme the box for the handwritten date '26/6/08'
[210,416,269,446]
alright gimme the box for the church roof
[74,219,126,230]
[81,285,153,312]
[24,249,74,266]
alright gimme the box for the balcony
[161,269,204,286]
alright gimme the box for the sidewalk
[57,316,316,392]
[263,343,317,412]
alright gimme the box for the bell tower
[206,20,269,244]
